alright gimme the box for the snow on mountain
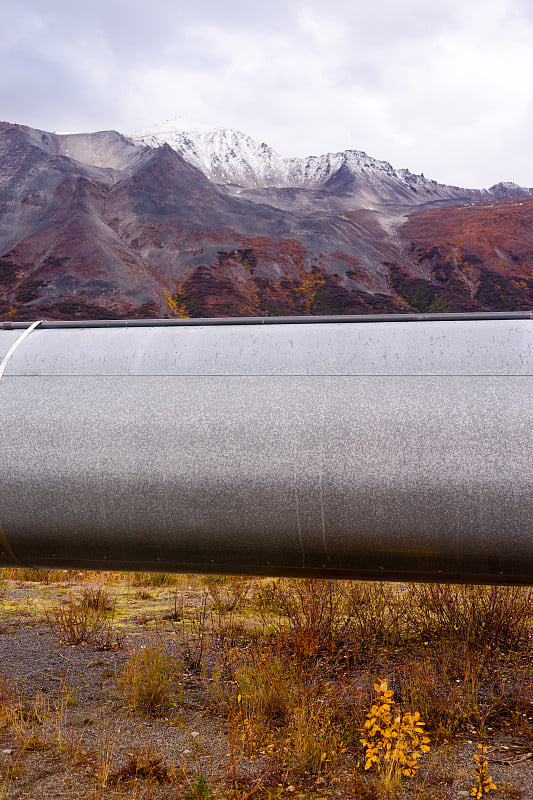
[488,181,532,198]
[131,117,317,188]
[129,117,452,199]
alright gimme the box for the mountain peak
[130,116,223,138]
[129,120,414,194]
[128,119,490,207]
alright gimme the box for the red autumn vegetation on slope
[396,197,533,312]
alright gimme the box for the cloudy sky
[2,0,533,188]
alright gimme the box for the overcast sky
[2,0,533,188]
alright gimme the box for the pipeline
[0,313,531,583]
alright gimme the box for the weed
[470,744,497,798]
[184,771,213,799]
[131,572,180,587]
[118,640,180,716]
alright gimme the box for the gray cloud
[2,0,533,187]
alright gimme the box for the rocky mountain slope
[1,120,532,320]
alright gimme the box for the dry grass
[0,686,50,752]
[106,748,177,786]
[284,697,346,777]
[0,674,87,768]
[234,650,303,751]
[2,569,533,799]
[118,639,181,717]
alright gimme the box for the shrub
[202,575,252,614]
[267,578,348,663]
[46,590,122,649]
[360,679,430,784]
[414,584,533,648]
[345,581,416,650]
[80,586,115,615]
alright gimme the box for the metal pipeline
[0,313,531,583]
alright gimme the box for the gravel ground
[1,578,533,799]
[0,580,234,799]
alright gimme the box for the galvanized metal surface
[0,315,531,582]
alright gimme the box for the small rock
[2,749,12,755]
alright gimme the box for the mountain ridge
[130,117,533,208]
[1,119,532,321]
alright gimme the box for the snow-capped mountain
[129,117,519,208]
[131,118,287,187]
[2,119,533,323]
[131,117,401,189]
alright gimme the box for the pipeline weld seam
[0,523,24,565]
[0,319,43,381]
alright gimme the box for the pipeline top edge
[2,311,532,330]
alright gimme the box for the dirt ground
[1,574,533,800]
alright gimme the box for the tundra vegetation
[1,571,532,799]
